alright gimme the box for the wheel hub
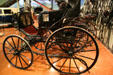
[67,47,75,56]
[14,49,20,56]
[68,51,74,56]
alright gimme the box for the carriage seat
[38,10,64,29]
[22,25,38,35]
[18,12,39,36]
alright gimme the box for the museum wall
[82,0,113,52]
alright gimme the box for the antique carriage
[2,0,99,74]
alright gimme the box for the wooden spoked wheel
[3,35,33,69]
[45,26,99,74]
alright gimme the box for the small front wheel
[3,35,33,69]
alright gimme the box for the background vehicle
[0,8,19,24]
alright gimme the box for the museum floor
[0,28,113,75]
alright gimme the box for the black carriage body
[2,0,99,74]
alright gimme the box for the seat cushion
[23,25,38,35]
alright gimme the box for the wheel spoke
[79,49,96,52]
[6,52,14,55]
[47,42,55,49]
[6,40,14,49]
[5,46,11,50]
[72,57,80,73]
[73,39,81,48]
[5,47,14,52]
[52,58,63,64]
[21,54,31,62]
[10,55,16,61]
[60,58,68,70]
[57,43,68,53]
[84,40,93,46]
[75,54,94,60]
[15,56,18,66]
[58,43,67,49]
[76,57,89,69]
[19,56,23,68]
[17,38,20,49]
[11,37,16,49]
[20,55,29,66]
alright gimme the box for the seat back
[18,12,34,28]
[38,10,64,28]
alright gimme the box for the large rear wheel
[45,26,99,74]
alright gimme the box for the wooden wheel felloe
[45,26,99,74]
[3,35,33,69]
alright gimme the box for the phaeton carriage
[2,0,99,74]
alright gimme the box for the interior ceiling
[0,0,50,7]
[0,0,17,7]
